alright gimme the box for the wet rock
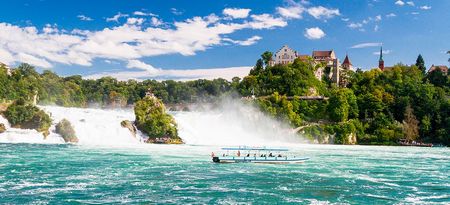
[55,119,78,143]
[120,120,136,138]
[347,133,357,145]
[0,123,6,133]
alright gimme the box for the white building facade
[271,45,298,66]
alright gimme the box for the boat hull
[212,156,309,164]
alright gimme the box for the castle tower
[341,54,353,70]
[378,47,384,71]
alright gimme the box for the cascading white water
[0,106,142,145]
[41,106,142,146]
[0,114,63,144]
[0,99,306,146]
[173,99,306,146]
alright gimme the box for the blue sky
[0,0,449,80]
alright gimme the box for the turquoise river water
[0,143,448,204]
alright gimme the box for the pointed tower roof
[342,54,352,66]
[379,47,384,62]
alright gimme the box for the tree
[402,105,419,142]
[134,96,179,141]
[415,54,426,74]
[426,69,447,87]
[261,51,273,67]
[447,51,450,65]
[249,59,264,76]
[327,88,358,122]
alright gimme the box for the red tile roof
[312,50,333,57]
[342,55,352,65]
[428,65,448,74]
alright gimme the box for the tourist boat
[399,139,433,147]
[211,146,309,164]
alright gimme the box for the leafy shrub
[4,99,51,134]
[134,96,179,140]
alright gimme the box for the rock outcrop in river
[0,123,5,133]
[55,119,78,143]
[134,95,182,144]
[120,120,137,138]
[3,99,51,137]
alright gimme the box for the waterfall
[0,100,305,146]
[0,106,142,145]
[172,99,305,146]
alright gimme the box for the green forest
[0,52,449,145]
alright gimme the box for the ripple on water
[0,143,448,204]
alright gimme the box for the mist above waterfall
[173,98,306,146]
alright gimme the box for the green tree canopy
[415,54,426,74]
[261,51,273,67]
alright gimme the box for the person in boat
[246,153,250,157]
[269,153,273,157]
[277,154,282,157]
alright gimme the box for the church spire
[378,46,385,71]
[379,46,383,61]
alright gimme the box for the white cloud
[126,17,145,25]
[133,11,156,16]
[348,22,363,29]
[85,66,252,81]
[150,17,163,27]
[0,48,15,64]
[106,12,128,22]
[224,36,262,46]
[406,1,415,6]
[341,18,350,22]
[420,5,431,10]
[17,53,52,68]
[171,8,183,16]
[386,13,397,18]
[374,25,379,32]
[411,12,420,15]
[304,27,325,40]
[373,50,391,55]
[248,14,287,29]
[375,15,382,21]
[126,59,159,73]
[223,8,251,19]
[351,42,382,48]
[277,5,305,19]
[77,15,93,21]
[307,6,340,19]
[395,0,405,6]
[43,24,59,34]
[0,11,289,68]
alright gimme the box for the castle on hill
[268,45,353,86]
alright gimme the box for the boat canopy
[221,146,289,152]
